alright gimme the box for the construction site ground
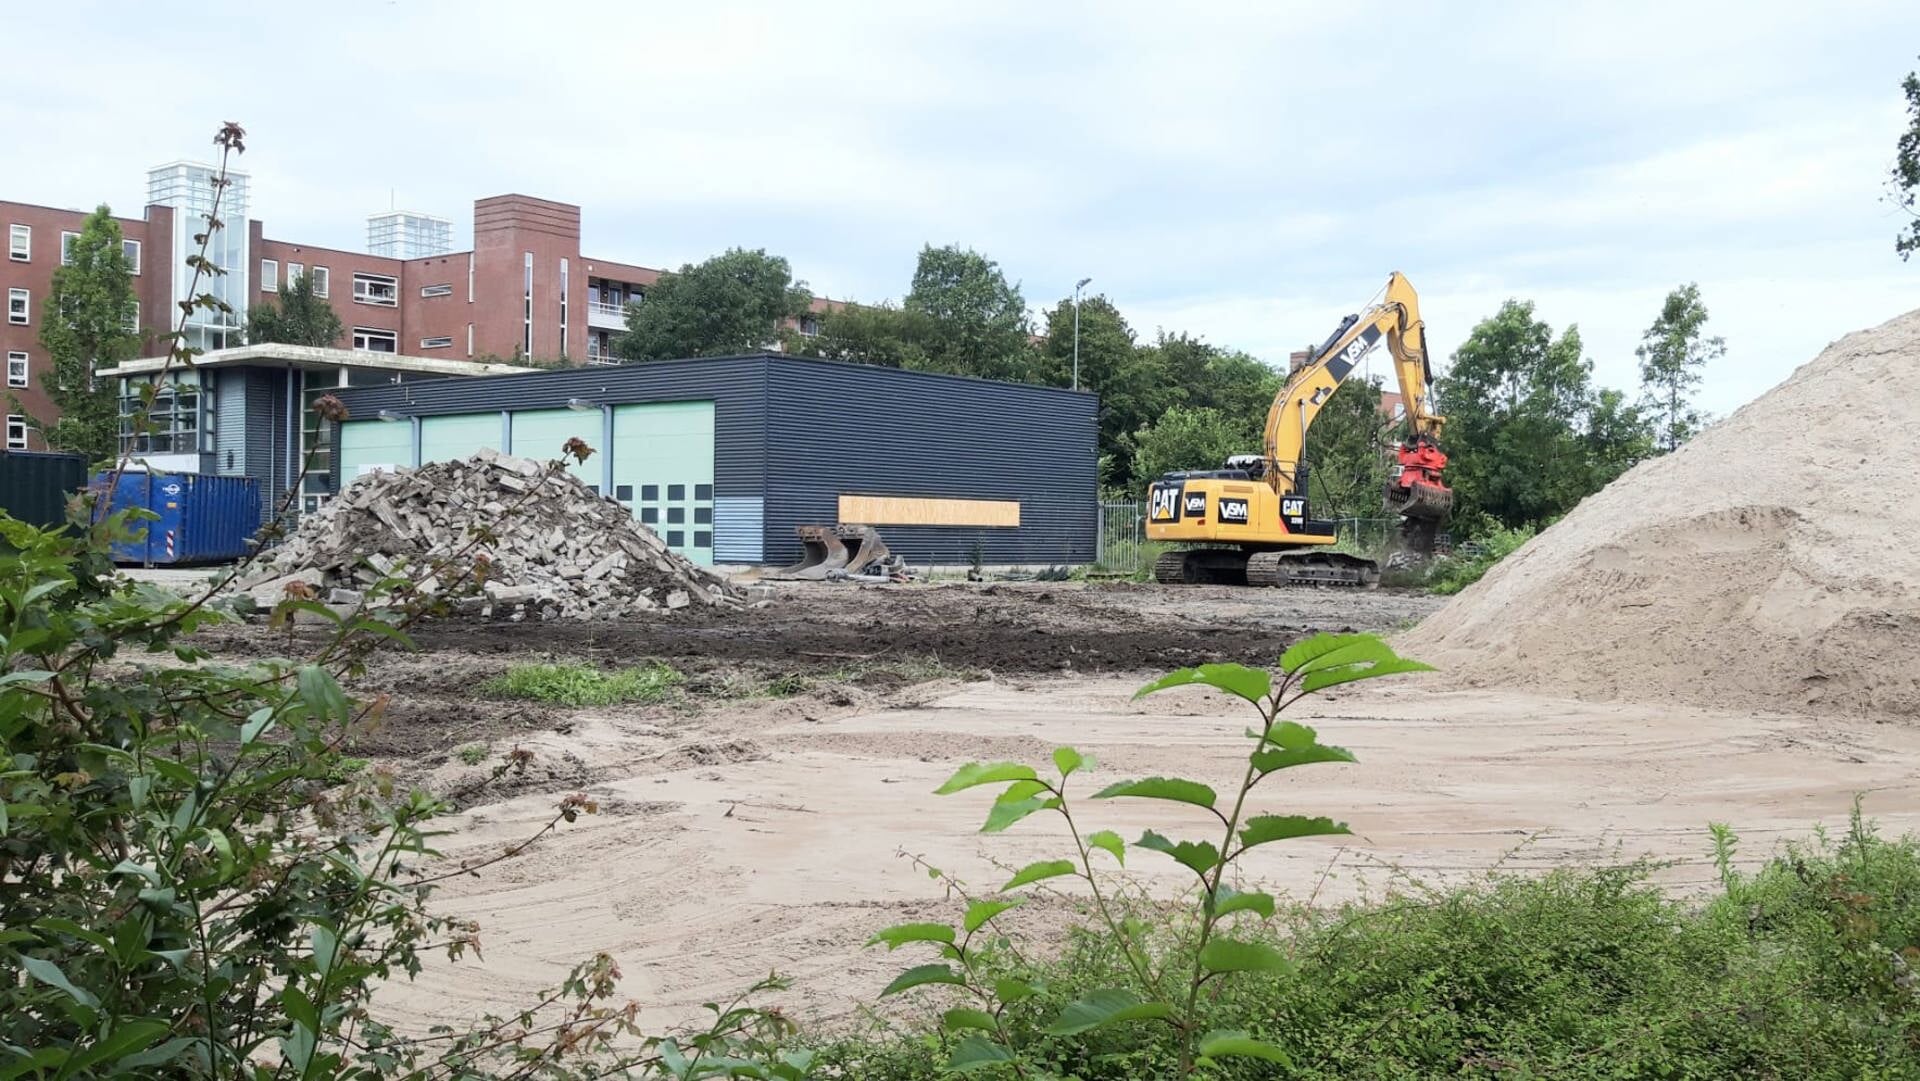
[191,580,1920,1032]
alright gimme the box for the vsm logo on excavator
[1219,498,1250,524]
[1182,492,1207,518]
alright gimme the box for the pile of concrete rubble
[235,448,743,619]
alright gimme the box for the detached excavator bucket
[765,525,849,581]
[833,525,894,577]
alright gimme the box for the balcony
[587,298,629,330]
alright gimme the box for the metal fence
[1095,502,1148,575]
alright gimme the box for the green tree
[1584,386,1656,489]
[614,248,811,361]
[1038,295,1162,489]
[1132,405,1247,484]
[245,271,343,347]
[797,301,936,369]
[36,205,138,460]
[1302,377,1391,521]
[1635,283,1721,452]
[902,245,1036,381]
[1892,59,1920,260]
[1440,300,1627,529]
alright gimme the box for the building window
[558,257,569,357]
[667,530,685,548]
[694,506,712,525]
[353,273,398,306]
[352,327,398,353]
[287,260,303,286]
[7,288,26,325]
[311,266,330,297]
[522,252,533,356]
[6,352,27,388]
[466,323,473,357]
[467,253,475,302]
[126,301,139,334]
[695,483,714,500]
[420,335,453,349]
[60,232,78,266]
[5,415,25,450]
[694,530,712,549]
[8,224,28,261]
[798,316,821,337]
[123,238,141,274]
[261,259,278,292]
[420,283,453,298]
[118,375,209,455]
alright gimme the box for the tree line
[609,242,1726,534]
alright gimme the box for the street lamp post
[1072,277,1092,391]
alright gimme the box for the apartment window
[7,288,26,325]
[311,266,330,297]
[798,316,821,338]
[558,257,569,357]
[60,232,78,266]
[126,301,139,334]
[352,327,398,353]
[287,260,303,286]
[6,352,27,388]
[467,253,475,302]
[5,415,25,450]
[420,335,453,349]
[522,252,533,356]
[466,323,474,357]
[7,224,28,261]
[123,238,141,274]
[420,283,453,298]
[353,273,398,306]
[261,259,278,292]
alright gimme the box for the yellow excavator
[1146,271,1452,587]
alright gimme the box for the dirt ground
[195,580,1920,1033]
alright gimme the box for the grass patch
[454,742,489,766]
[816,816,1920,1078]
[481,661,683,707]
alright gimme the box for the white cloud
[2,0,1917,415]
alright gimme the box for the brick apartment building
[2,160,793,452]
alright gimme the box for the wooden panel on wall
[839,494,1021,527]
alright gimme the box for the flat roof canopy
[100,343,538,381]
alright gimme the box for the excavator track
[1154,548,1379,589]
[1246,550,1381,589]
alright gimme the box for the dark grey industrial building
[328,353,1097,568]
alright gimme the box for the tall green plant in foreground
[871,634,1431,1076]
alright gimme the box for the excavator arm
[1260,271,1444,487]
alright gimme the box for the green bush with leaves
[1425,523,1535,595]
[482,661,683,707]
[866,634,1431,1076]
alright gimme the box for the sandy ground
[192,581,1920,1034]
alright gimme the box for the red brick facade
[1,202,174,449]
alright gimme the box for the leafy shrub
[821,819,1920,1078]
[1426,523,1535,594]
[865,635,1434,1075]
[483,661,683,706]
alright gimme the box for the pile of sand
[1401,308,1920,721]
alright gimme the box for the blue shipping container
[94,471,261,565]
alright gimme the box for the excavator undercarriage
[1152,548,1383,587]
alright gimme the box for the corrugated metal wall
[763,359,1096,566]
[329,353,1098,566]
[0,452,87,530]
[332,355,770,504]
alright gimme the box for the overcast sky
[6,1,1917,413]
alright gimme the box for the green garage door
[509,409,600,491]
[337,419,414,483]
[419,413,503,463]
[611,401,715,566]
